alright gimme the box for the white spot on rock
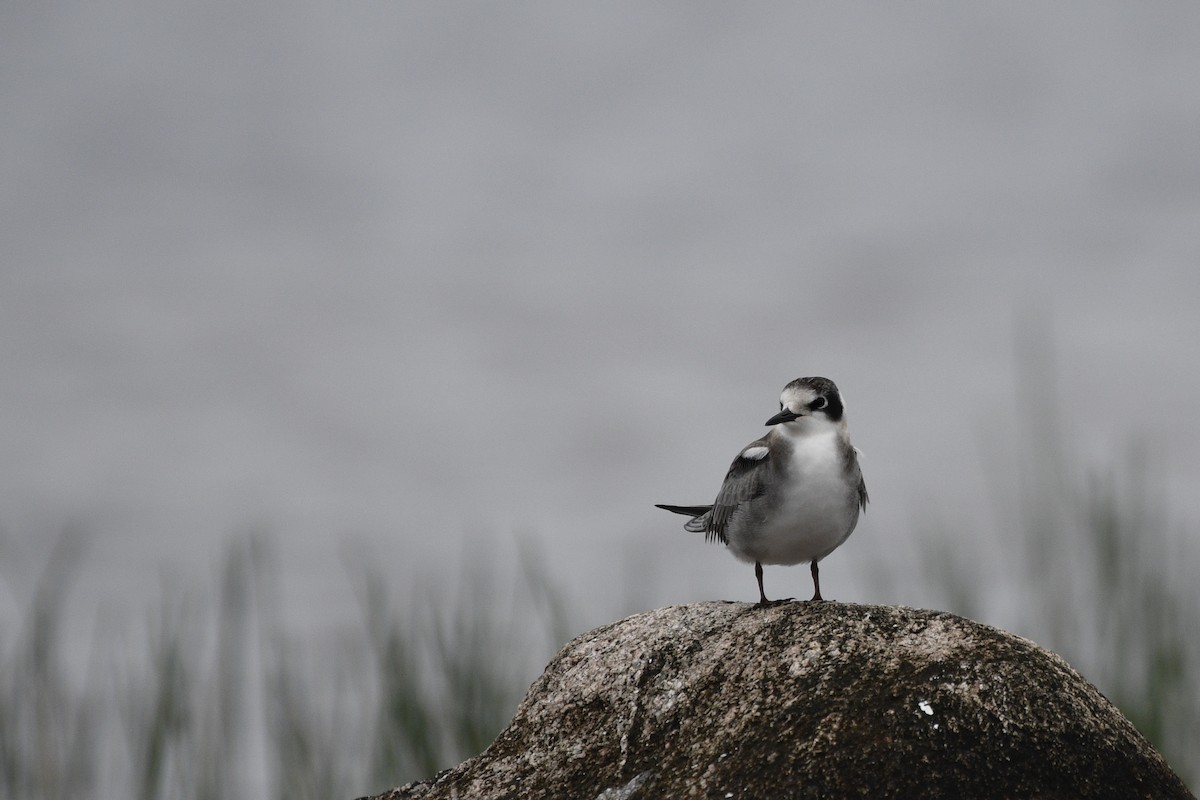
[595,770,651,800]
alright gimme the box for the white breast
[729,428,858,566]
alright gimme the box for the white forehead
[780,384,816,406]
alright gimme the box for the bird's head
[765,376,845,430]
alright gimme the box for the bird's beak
[765,408,801,426]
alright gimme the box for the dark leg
[755,561,769,605]
[809,560,825,602]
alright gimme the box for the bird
[656,376,867,605]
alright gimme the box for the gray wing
[704,436,773,545]
[848,446,868,512]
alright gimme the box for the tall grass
[0,535,571,799]
[0,531,94,800]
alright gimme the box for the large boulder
[366,602,1193,799]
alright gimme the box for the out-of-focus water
[3,3,1199,652]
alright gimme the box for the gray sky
[3,3,1199,638]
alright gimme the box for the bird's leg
[755,561,769,605]
[808,560,825,602]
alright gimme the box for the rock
[365,602,1193,800]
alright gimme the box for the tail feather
[655,504,712,534]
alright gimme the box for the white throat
[776,414,842,441]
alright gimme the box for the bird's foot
[754,597,795,608]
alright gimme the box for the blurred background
[2,3,1198,798]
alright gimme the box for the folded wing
[655,436,772,545]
